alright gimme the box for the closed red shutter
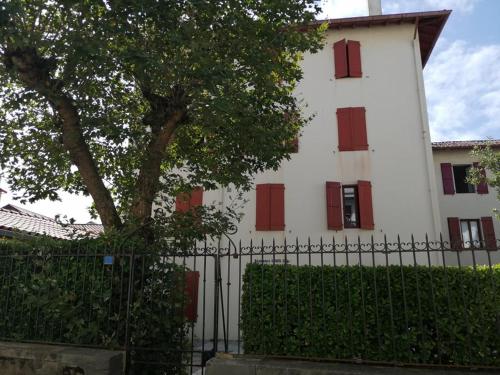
[473,162,489,194]
[176,192,190,212]
[440,163,455,195]
[184,271,200,322]
[481,217,496,250]
[269,184,285,230]
[333,39,348,79]
[347,40,362,77]
[190,187,203,207]
[358,180,374,230]
[291,137,299,153]
[351,107,368,150]
[337,107,351,151]
[447,217,462,250]
[326,182,343,230]
[256,184,271,230]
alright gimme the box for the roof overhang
[432,140,500,151]
[312,10,451,67]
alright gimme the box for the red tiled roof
[0,204,103,239]
[432,140,500,151]
[311,10,451,67]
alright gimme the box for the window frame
[342,185,360,229]
[460,219,482,248]
[452,164,476,194]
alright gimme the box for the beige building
[189,9,452,246]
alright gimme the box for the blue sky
[1,0,499,223]
[322,0,500,141]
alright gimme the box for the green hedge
[241,263,500,366]
[0,237,188,375]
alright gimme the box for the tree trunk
[5,48,123,230]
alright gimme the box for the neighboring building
[176,5,451,246]
[0,204,103,240]
[433,140,499,256]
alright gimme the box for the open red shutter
[351,107,368,150]
[473,162,489,194]
[184,271,200,322]
[347,40,362,77]
[333,39,348,79]
[447,217,462,250]
[190,187,203,207]
[358,180,374,230]
[256,184,271,230]
[481,217,496,250]
[269,184,285,230]
[175,193,190,212]
[326,182,343,230]
[440,163,455,195]
[337,107,352,151]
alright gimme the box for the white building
[181,8,455,246]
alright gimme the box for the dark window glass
[460,219,482,248]
[342,186,360,228]
[453,165,475,193]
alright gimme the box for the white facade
[202,22,442,246]
[433,147,500,264]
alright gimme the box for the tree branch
[4,47,123,230]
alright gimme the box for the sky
[1,0,499,223]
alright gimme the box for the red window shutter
[347,40,362,77]
[175,193,190,212]
[190,187,203,207]
[337,107,352,151]
[256,184,271,230]
[350,107,368,150]
[184,271,200,322]
[269,184,285,230]
[447,217,462,250]
[473,162,489,194]
[358,180,374,230]
[481,217,496,250]
[326,182,343,230]
[440,163,455,195]
[333,39,348,79]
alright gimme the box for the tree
[0,0,324,237]
[467,143,500,219]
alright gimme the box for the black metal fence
[0,236,499,374]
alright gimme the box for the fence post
[124,249,136,374]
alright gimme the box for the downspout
[412,28,442,241]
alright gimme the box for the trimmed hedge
[241,263,500,366]
[0,237,188,375]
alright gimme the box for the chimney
[368,0,382,16]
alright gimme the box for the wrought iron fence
[0,236,499,374]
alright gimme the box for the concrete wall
[206,355,499,375]
[200,23,440,247]
[0,341,124,375]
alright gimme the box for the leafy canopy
[0,0,325,233]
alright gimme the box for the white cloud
[383,0,478,14]
[319,0,479,19]
[424,40,500,141]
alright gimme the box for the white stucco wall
[432,148,500,265]
[201,24,441,247]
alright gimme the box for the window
[448,216,496,250]
[175,188,203,212]
[453,165,475,193]
[326,181,374,230]
[342,186,359,228]
[337,107,368,151]
[440,163,488,195]
[333,39,362,78]
[256,184,285,231]
[460,219,481,248]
